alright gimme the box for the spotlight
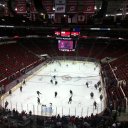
[15,8,17,11]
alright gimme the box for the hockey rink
[1,60,105,117]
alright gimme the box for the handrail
[120,85,127,109]
[108,63,118,81]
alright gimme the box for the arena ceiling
[0,0,128,18]
[0,0,128,42]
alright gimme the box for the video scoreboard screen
[55,27,80,52]
[61,31,70,37]
[58,40,75,51]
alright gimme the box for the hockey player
[93,101,97,109]
[94,84,97,89]
[20,86,22,92]
[90,92,94,98]
[5,101,8,109]
[55,91,57,98]
[100,94,103,101]
[50,79,53,84]
[99,87,102,93]
[97,81,101,86]
[55,81,58,85]
[53,75,56,79]
[70,90,73,96]
[37,91,42,96]
[37,97,40,104]
[23,79,26,85]
[68,96,72,104]
[42,104,46,107]
[9,90,12,95]
[86,82,89,88]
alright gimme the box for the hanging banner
[45,5,53,13]
[55,5,65,13]
[67,5,77,13]
[42,0,54,13]
[16,4,26,13]
[84,0,95,13]
[83,5,94,13]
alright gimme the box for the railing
[0,100,105,117]
[51,56,98,62]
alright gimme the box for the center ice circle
[62,75,72,81]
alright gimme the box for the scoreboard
[55,27,80,52]
[55,31,80,37]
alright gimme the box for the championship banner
[41,0,54,13]
[55,0,66,4]
[83,5,95,13]
[55,5,65,13]
[16,4,26,13]
[45,5,53,13]
[84,0,95,13]
[67,5,77,13]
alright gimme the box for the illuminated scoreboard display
[58,40,75,51]
[55,27,80,52]
[61,31,70,37]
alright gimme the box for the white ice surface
[1,60,105,117]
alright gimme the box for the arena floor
[1,60,105,117]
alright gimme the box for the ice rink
[1,60,105,117]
